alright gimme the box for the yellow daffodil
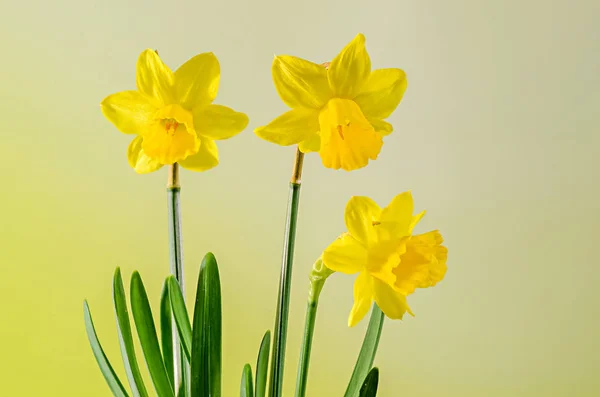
[101,49,248,173]
[322,192,447,327]
[255,33,407,171]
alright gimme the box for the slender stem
[294,257,331,397]
[294,297,318,397]
[268,148,305,397]
[167,163,189,393]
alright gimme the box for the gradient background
[1,0,598,395]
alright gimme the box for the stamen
[164,119,179,136]
[372,221,381,226]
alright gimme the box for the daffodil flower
[101,49,249,173]
[322,192,447,326]
[255,34,407,171]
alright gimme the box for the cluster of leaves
[84,253,381,396]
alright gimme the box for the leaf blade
[359,367,379,397]
[83,300,130,397]
[113,268,149,397]
[343,305,385,397]
[240,364,254,397]
[161,279,175,388]
[130,271,175,397]
[167,275,193,362]
[254,330,271,397]
[190,253,222,397]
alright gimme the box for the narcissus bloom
[322,192,447,327]
[101,49,248,173]
[255,33,407,171]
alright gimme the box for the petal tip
[140,48,157,57]
[239,112,250,127]
[348,314,358,328]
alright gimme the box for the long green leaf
[255,330,271,397]
[190,253,222,397]
[130,271,175,397]
[179,362,190,397]
[161,279,175,388]
[343,305,385,397]
[177,376,186,397]
[359,368,379,397]
[113,268,148,397]
[240,364,254,397]
[83,300,130,397]
[167,275,192,362]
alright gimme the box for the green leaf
[343,305,385,397]
[130,271,175,397]
[180,363,191,397]
[83,300,130,397]
[240,364,254,397]
[161,279,175,388]
[113,268,149,397]
[177,376,186,397]
[359,368,379,397]
[167,275,193,362]
[254,330,271,397]
[190,253,222,397]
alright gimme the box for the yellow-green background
[1,0,598,395]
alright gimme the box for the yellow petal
[298,133,321,153]
[272,55,331,109]
[255,108,319,146]
[141,104,199,164]
[178,137,219,172]
[355,68,407,119]
[174,52,220,109]
[348,271,375,327]
[193,104,248,140]
[318,98,383,171]
[409,210,426,233]
[368,118,393,136]
[322,232,367,275]
[379,191,415,239]
[344,196,382,246]
[328,33,371,98]
[373,279,413,320]
[101,91,157,134]
[136,49,174,105]
[127,136,163,174]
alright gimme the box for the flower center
[318,98,383,171]
[163,119,180,136]
[141,104,200,165]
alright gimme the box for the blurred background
[0,0,598,396]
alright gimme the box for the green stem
[294,297,318,397]
[295,258,332,397]
[167,163,189,394]
[268,149,305,397]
